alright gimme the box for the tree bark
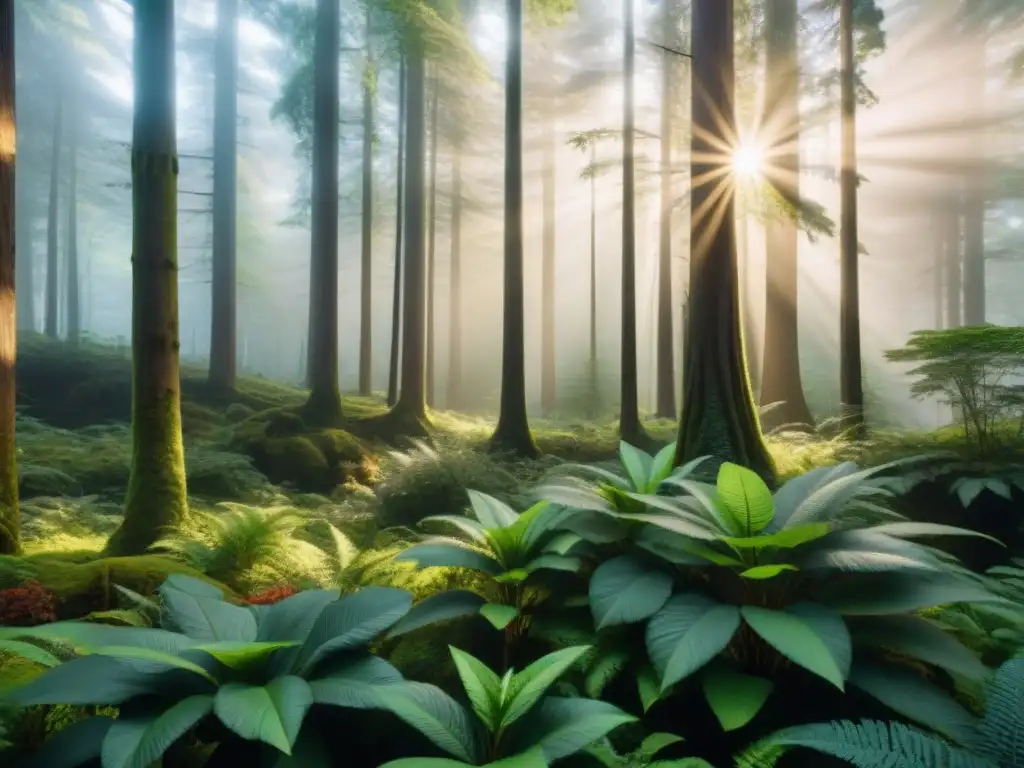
[961,40,985,326]
[0,0,17,554]
[675,0,774,485]
[489,0,538,457]
[387,57,406,408]
[759,0,813,431]
[619,0,644,445]
[105,0,188,556]
[45,93,61,339]
[208,0,238,394]
[540,111,556,416]
[425,70,439,408]
[589,142,598,415]
[945,195,962,327]
[655,4,676,420]
[447,147,463,409]
[839,0,864,435]
[65,93,80,343]
[358,7,374,397]
[14,159,32,332]
[303,0,343,425]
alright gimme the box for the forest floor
[5,333,1021,610]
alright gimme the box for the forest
[0,0,1023,765]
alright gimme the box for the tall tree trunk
[675,0,774,484]
[588,141,598,415]
[759,0,813,431]
[945,196,962,327]
[540,111,556,416]
[65,94,79,343]
[0,0,17,555]
[619,0,644,444]
[425,71,439,408]
[489,0,538,457]
[303,0,343,425]
[392,41,427,426]
[448,147,463,409]
[932,206,943,329]
[45,94,60,339]
[839,0,864,435]
[358,7,374,397]
[655,6,676,420]
[961,41,985,326]
[105,0,187,556]
[387,57,405,408]
[14,147,31,332]
[208,0,238,394]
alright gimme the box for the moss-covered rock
[225,402,255,423]
[0,552,230,619]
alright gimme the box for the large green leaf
[467,490,520,529]
[560,510,631,543]
[628,511,723,542]
[13,653,195,706]
[851,616,988,682]
[768,464,856,531]
[91,646,218,683]
[449,646,502,729]
[479,603,518,630]
[646,594,741,691]
[702,665,774,731]
[502,646,593,728]
[0,622,198,654]
[648,442,678,491]
[721,523,830,551]
[620,441,654,491]
[161,588,257,643]
[739,564,798,580]
[717,463,775,535]
[518,696,637,761]
[214,677,313,755]
[820,573,1005,615]
[740,605,850,689]
[389,591,488,638]
[849,661,979,745]
[375,681,483,764]
[660,478,739,535]
[0,639,61,667]
[866,522,1003,546]
[193,641,298,671]
[297,587,412,674]
[634,527,743,566]
[421,515,490,543]
[308,655,404,709]
[636,664,663,713]
[396,542,503,575]
[101,694,213,768]
[160,574,224,600]
[256,588,338,644]
[536,482,619,516]
[589,555,673,629]
[17,715,113,768]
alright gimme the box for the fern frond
[977,658,1024,766]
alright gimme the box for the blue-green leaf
[388,591,487,638]
[702,665,773,732]
[479,603,518,630]
[396,542,503,575]
[308,655,404,709]
[101,694,213,768]
[851,616,988,682]
[214,677,313,755]
[521,696,637,761]
[619,441,654,491]
[160,588,257,643]
[256,589,339,644]
[17,715,113,768]
[503,646,593,728]
[648,442,678,491]
[589,555,673,629]
[646,594,741,691]
[449,646,502,729]
[467,490,520,529]
[740,605,850,689]
[375,682,483,764]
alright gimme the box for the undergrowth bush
[0,582,57,627]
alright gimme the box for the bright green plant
[0,575,418,766]
[540,454,1003,739]
[746,656,1024,767]
[390,491,587,662]
[378,645,636,767]
[584,731,712,767]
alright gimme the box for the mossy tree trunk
[655,2,676,420]
[588,141,598,417]
[208,0,238,395]
[14,161,32,331]
[358,6,374,398]
[425,69,439,409]
[303,0,344,426]
[0,0,17,555]
[675,0,775,486]
[619,0,645,446]
[489,0,538,458]
[105,0,188,557]
[45,92,60,340]
[391,40,428,427]
[839,0,864,436]
[448,147,463,410]
[759,0,813,432]
[65,91,80,344]
[540,110,556,417]
[387,57,406,409]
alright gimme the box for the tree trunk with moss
[759,0,813,431]
[105,0,188,556]
[359,6,374,398]
[15,162,32,332]
[208,0,238,395]
[65,93,80,344]
[425,70,439,409]
[45,92,60,339]
[0,0,17,555]
[540,111,556,417]
[489,0,538,458]
[675,0,774,486]
[303,0,343,426]
[387,57,406,408]
[655,3,676,420]
[619,0,645,446]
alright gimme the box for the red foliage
[245,585,300,606]
[0,580,58,626]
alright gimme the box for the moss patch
[0,552,230,619]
